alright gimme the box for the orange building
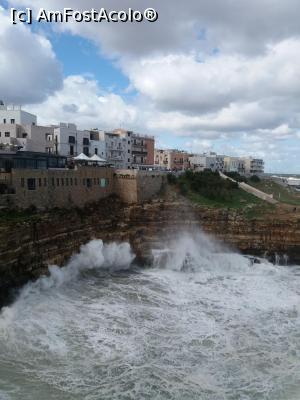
[132,133,155,166]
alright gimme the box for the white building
[223,156,246,174]
[0,103,37,126]
[53,123,94,157]
[285,177,300,191]
[0,104,159,168]
[0,122,55,153]
[89,130,106,159]
[48,125,106,159]
[0,104,55,153]
[242,157,264,175]
[189,152,224,172]
[100,130,132,169]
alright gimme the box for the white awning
[90,154,107,163]
[74,153,90,161]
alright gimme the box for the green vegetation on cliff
[168,170,273,216]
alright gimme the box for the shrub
[167,173,177,185]
[179,181,189,195]
[225,172,247,183]
[250,175,261,183]
[176,170,239,201]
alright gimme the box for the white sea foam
[0,233,300,400]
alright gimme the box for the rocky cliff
[1,194,300,305]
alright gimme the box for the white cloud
[26,75,139,130]
[5,0,300,172]
[185,139,213,153]
[124,39,300,115]
[0,7,63,104]
[9,0,300,57]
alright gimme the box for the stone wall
[239,182,278,204]
[114,169,165,203]
[0,167,166,209]
[136,171,166,202]
[10,166,114,209]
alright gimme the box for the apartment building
[189,152,225,172]
[223,156,246,174]
[98,129,131,169]
[242,157,264,175]
[155,149,190,171]
[0,122,56,153]
[89,129,106,159]
[104,129,155,169]
[131,133,155,167]
[0,103,37,126]
[52,124,106,158]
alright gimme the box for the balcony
[132,150,148,156]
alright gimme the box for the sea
[0,231,300,400]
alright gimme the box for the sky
[1,1,300,173]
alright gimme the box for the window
[69,136,75,144]
[0,132,1,137]
[87,178,92,188]
[128,150,131,153]
[56,178,60,186]
[70,178,73,186]
[3,119,6,124]
[70,145,74,156]
[66,178,69,186]
[95,148,98,155]
[128,158,130,163]
[27,178,36,190]
[22,133,27,138]
[100,178,107,188]
[61,178,64,186]
[5,132,10,137]
[44,178,47,187]
[83,138,89,145]
[10,119,15,124]
[83,147,89,156]
[38,178,42,187]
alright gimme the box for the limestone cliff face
[1,195,300,304]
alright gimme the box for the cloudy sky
[1,1,300,172]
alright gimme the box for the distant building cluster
[0,104,155,170]
[0,102,265,210]
[0,102,264,177]
[155,150,264,176]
